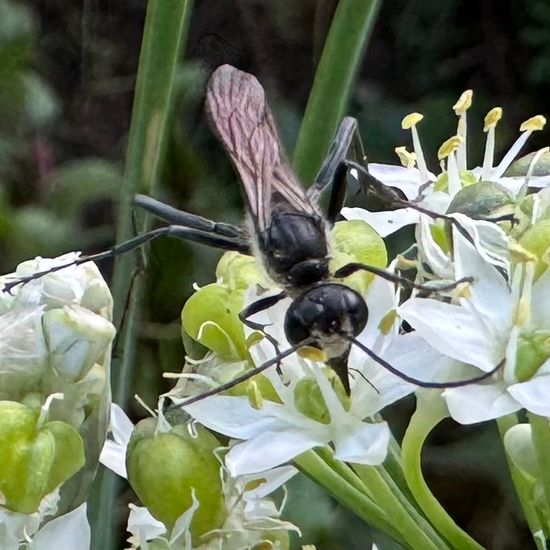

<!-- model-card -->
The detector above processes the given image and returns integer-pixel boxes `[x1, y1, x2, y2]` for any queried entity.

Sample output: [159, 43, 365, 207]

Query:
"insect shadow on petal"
[2, 65, 504, 401]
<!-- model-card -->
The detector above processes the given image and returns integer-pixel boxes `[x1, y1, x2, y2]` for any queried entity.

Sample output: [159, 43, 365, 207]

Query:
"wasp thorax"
[259, 211, 330, 289]
[284, 283, 368, 358]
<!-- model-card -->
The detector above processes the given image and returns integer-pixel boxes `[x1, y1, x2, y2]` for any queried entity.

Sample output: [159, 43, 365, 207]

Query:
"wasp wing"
[205, 65, 317, 232]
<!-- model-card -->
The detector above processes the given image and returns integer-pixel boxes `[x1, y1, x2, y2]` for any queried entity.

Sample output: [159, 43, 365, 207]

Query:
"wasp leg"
[238, 292, 287, 360]
[333, 262, 473, 293]
[167, 340, 306, 409]
[3, 225, 250, 293]
[135, 194, 246, 240]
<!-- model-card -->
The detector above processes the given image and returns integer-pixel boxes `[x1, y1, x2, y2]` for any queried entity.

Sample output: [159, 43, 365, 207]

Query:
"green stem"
[294, 449, 406, 546]
[90, 3, 193, 550]
[529, 413, 550, 537]
[353, 464, 445, 550]
[315, 446, 374, 499]
[497, 415, 546, 549]
[401, 392, 484, 550]
[293, 0, 381, 185]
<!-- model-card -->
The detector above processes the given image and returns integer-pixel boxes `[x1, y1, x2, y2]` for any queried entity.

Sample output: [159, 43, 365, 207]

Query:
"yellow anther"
[453, 281, 472, 300]
[483, 107, 503, 132]
[395, 146, 417, 168]
[402, 112, 424, 129]
[520, 115, 547, 132]
[247, 380, 264, 410]
[298, 346, 327, 363]
[453, 90, 473, 115]
[437, 135, 463, 160]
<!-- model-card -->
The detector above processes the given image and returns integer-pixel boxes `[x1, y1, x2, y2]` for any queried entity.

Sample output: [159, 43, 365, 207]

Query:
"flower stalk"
[402, 392, 485, 550]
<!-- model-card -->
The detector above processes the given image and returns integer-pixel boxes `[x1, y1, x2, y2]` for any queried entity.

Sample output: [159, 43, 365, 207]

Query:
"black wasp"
[4, 65, 502, 402]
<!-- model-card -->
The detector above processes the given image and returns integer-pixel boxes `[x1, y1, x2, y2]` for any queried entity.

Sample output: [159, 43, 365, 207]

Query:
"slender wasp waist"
[258, 211, 330, 290]
[285, 283, 369, 359]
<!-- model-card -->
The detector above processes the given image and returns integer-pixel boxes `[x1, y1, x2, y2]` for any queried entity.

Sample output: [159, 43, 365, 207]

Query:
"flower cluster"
[155, 92, 550, 549]
[0, 254, 115, 549]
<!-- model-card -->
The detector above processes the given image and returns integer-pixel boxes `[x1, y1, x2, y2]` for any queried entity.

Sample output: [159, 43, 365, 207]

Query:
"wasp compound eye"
[284, 283, 368, 353]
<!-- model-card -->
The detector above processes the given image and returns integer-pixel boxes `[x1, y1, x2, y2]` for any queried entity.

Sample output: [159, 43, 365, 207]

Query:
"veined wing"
[205, 65, 316, 231]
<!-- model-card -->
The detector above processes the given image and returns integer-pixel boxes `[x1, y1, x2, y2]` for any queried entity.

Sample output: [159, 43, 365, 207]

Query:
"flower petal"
[342, 207, 420, 237]
[399, 298, 501, 370]
[31, 504, 90, 550]
[333, 420, 390, 465]
[508, 372, 550, 416]
[443, 383, 520, 423]
[226, 428, 328, 476]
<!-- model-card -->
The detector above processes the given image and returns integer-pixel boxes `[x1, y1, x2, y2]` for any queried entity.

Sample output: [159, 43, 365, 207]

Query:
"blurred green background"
[0, 0, 547, 548]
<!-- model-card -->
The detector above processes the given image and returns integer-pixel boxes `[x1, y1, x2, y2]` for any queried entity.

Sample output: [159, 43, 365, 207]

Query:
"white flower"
[343, 96, 549, 238]
[181, 277, 411, 476]
[398, 225, 550, 423]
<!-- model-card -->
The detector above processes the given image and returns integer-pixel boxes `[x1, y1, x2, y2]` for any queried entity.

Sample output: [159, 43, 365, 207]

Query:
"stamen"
[453, 90, 473, 171]
[492, 115, 547, 180]
[482, 107, 502, 180]
[402, 112, 428, 179]
[438, 136, 463, 195]
[395, 146, 417, 169]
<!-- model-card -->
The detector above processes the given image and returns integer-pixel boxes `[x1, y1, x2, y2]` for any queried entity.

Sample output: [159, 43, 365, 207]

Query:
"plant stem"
[401, 391, 484, 550]
[529, 413, 550, 537]
[295, 449, 406, 546]
[353, 464, 446, 550]
[90, 3, 193, 550]
[293, 0, 381, 185]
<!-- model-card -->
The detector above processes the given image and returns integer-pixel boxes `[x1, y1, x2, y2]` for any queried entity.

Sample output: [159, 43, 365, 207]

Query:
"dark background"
[0, 1, 546, 548]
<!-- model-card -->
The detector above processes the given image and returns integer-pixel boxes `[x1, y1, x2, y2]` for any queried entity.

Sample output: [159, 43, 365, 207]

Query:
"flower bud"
[519, 220, 550, 279]
[506, 151, 550, 177]
[294, 371, 350, 423]
[515, 329, 550, 382]
[447, 181, 515, 220]
[0, 401, 85, 514]
[330, 220, 387, 294]
[0, 254, 114, 519]
[126, 418, 226, 543]
[181, 283, 247, 361]
[216, 251, 264, 291]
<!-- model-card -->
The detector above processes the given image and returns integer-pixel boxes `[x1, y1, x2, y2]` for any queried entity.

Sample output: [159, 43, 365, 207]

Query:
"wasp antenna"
[348, 336, 505, 388]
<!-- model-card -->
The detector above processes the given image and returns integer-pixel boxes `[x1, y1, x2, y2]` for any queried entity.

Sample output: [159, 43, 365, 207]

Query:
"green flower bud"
[216, 251, 264, 291]
[294, 371, 350, 423]
[0, 254, 114, 517]
[519, 220, 550, 279]
[505, 151, 550, 177]
[330, 220, 387, 294]
[127, 419, 226, 543]
[515, 329, 550, 382]
[0, 401, 85, 514]
[447, 181, 515, 220]
[181, 283, 247, 361]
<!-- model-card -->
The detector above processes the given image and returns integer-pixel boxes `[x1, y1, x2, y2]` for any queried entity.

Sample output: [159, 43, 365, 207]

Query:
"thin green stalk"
[497, 415, 545, 549]
[293, 0, 381, 185]
[353, 464, 445, 550]
[315, 446, 374, 499]
[401, 392, 484, 550]
[374, 465, 448, 548]
[529, 413, 550, 536]
[90, 3, 193, 550]
[294, 449, 406, 546]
